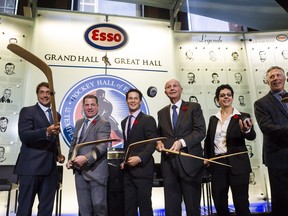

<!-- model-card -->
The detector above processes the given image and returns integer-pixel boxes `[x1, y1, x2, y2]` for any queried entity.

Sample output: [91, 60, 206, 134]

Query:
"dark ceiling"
[109, 0, 288, 31]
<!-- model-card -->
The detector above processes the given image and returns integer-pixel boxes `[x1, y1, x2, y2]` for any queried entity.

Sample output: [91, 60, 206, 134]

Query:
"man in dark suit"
[66, 94, 111, 216]
[120, 88, 157, 216]
[254, 66, 288, 216]
[14, 82, 63, 216]
[156, 79, 206, 216]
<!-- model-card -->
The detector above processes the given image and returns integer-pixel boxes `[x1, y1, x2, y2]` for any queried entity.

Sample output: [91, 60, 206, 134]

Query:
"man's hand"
[126, 156, 141, 167]
[47, 123, 61, 136]
[74, 155, 88, 167]
[66, 160, 74, 169]
[156, 141, 164, 152]
[57, 155, 65, 164]
[170, 140, 182, 151]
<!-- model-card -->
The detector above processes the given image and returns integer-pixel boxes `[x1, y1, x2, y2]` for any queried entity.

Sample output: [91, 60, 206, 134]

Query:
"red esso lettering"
[92, 29, 122, 42]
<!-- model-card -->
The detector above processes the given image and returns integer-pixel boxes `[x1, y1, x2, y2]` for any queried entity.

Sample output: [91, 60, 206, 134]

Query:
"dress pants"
[211, 158, 250, 216]
[16, 167, 58, 216]
[163, 160, 201, 216]
[268, 167, 288, 216]
[124, 172, 154, 216]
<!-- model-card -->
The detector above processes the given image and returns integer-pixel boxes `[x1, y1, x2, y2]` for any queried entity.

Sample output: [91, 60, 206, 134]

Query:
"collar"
[170, 100, 182, 109]
[129, 109, 141, 119]
[214, 107, 241, 120]
[38, 102, 51, 113]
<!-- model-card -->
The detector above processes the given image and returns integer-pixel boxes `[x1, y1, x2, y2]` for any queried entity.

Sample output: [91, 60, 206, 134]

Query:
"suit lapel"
[127, 112, 143, 143]
[164, 105, 173, 133]
[227, 115, 239, 139]
[210, 116, 218, 145]
[268, 92, 288, 118]
[82, 116, 99, 142]
[35, 103, 50, 126]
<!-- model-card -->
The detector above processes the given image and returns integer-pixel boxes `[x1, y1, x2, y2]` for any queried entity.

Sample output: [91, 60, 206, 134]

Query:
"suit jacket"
[204, 112, 256, 175]
[157, 100, 206, 180]
[14, 103, 60, 175]
[121, 111, 157, 179]
[254, 91, 288, 169]
[68, 114, 111, 181]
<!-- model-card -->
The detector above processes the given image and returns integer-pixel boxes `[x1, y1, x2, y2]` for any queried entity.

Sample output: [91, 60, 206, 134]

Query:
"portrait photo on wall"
[178, 44, 203, 65]
[204, 69, 227, 86]
[0, 114, 19, 144]
[248, 47, 276, 66]
[0, 145, 7, 163]
[226, 68, 247, 86]
[0, 88, 13, 103]
[0, 84, 23, 111]
[180, 69, 204, 89]
[0, 59, 26, 81]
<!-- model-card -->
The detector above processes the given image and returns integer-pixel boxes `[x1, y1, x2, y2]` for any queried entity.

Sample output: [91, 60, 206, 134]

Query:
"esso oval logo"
[276, 34, 288, 42]
[84, 23, 128, 50]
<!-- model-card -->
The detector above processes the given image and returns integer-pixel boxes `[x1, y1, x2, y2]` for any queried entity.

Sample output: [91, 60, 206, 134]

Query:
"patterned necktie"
[126, 115, 133, 138]
[172, 105, 178, 129]
[279, 92, 288, 111]
[79, 119, 89, 143]
[47, 108, 53, 124]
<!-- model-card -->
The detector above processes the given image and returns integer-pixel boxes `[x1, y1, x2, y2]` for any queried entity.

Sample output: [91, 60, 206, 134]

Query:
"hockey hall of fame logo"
[59, 75, 150, 148]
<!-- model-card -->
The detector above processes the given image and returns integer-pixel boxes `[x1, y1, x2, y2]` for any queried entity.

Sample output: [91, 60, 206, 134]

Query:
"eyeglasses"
[219, 93, 233, 98]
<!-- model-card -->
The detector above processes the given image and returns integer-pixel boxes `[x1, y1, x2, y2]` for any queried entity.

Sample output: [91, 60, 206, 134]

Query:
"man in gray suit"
[66, 94, 111, 216]
[254, 66, 288, 216]
[157, 79, 206, 216]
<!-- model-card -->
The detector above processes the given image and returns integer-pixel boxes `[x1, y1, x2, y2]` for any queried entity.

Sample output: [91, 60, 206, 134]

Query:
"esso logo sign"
[276, 34, 288, 42]
[84, 23, 128, 50]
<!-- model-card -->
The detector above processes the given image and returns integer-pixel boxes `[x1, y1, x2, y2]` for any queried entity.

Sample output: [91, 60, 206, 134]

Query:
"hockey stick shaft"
[162, 148, 232, 167]
[124, 137, 167, 162]
[70, 138, 120, 161]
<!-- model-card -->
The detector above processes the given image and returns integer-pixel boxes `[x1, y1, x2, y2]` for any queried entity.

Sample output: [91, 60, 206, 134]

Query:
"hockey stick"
[162, 148, 232, 167]
[7, 43, 64, 162]
[70, 138, 120, 161]
[209, 151, 248, 161]
[124, 137, 167, 162]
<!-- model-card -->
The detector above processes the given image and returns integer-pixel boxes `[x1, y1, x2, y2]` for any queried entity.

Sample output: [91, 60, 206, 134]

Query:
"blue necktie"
[47, 108, 53, 124]
[126, 115, 133, 137]
[279, 92, 288, 111]
[172, 105, 178, 129]
[79, 119, 89, 143]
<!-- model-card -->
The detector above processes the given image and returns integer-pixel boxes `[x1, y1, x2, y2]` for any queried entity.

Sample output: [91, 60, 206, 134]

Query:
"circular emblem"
[59, 75, 149, 147]
[84, 23, 128, 50]
[276, 34, 288, 42]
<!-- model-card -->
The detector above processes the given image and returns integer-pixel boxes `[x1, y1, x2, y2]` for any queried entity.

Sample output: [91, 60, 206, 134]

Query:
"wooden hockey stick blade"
[7, 43, 61, 155]
[71, 138, 120, 161]
[124, 137, 167, 162]
[162, 148, 232, 168]
[7, 44, 58, 121]
[209, 151, 248, 161]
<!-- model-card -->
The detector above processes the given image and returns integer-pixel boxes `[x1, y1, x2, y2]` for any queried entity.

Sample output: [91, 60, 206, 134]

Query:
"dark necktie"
[126, 115, 133, 138]
[47, 108, 53, 124]
[79, 119, 89, 143]
[172, 105, 178, 129]
[279, 92, 288, 111]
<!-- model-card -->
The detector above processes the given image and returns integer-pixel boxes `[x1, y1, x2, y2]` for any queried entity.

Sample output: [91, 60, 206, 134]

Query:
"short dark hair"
[215, 84, 234, 99]
[126, 89, 143, 101]
[36, 82, 49, 94]
[0, 116, 8, 123]
[82, 94, 98, 105]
